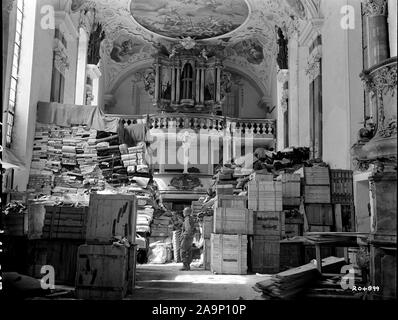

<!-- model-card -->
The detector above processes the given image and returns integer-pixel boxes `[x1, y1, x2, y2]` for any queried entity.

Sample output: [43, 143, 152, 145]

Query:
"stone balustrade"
[112, 113, 276, 138]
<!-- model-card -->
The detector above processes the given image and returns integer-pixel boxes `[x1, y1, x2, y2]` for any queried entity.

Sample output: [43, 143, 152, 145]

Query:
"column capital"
[363, 0, 388, 16]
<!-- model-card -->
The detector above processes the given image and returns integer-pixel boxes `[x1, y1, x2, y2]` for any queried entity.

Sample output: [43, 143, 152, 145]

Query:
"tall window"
[5, 0, 24, 148]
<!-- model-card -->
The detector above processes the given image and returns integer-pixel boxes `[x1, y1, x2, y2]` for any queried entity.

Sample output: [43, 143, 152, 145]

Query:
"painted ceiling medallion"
[130, 0, 249, 40]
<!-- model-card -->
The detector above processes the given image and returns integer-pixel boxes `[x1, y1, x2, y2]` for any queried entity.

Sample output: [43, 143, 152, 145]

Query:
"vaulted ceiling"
[70, 0, 320, 97]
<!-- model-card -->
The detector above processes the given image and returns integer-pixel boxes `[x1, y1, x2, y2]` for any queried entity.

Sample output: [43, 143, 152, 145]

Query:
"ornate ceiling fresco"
[71, 0, 318, 97]
[130, 0, 249, 40]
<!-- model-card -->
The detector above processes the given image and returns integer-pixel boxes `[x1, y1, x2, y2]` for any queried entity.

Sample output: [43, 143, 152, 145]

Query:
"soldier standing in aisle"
[180, 207, 195, 271]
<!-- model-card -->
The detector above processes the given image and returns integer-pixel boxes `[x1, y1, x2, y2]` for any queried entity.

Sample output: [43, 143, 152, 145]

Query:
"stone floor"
[127, 263, 268, 300]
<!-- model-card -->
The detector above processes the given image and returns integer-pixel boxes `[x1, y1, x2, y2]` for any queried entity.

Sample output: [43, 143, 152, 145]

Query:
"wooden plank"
[248, 181, 283, 211]
[254, 211, 283, 237]
[210, 234, 247, 275]
[251, 236, 280, 274]
[334, 204, 343, 232]
[304, 186, 331, 204]
[203, 216, 213, 239]
[330, 169, 354, 204]
[304, 167, 330, 185]
[305, 204, 334, 226]
[204, 239, 211, 270]
[215, 185, 233, 195]
[213, 195, 247, 209]
[75, 244, 135, 300]
[213, 208, 254, 235]
[86, 194, 137, 244]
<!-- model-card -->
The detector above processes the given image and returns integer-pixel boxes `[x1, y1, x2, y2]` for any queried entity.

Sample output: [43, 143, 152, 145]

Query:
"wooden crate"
[215, 185, 233, 195]
[2, 213, 28, 236]
[248, 181, 282, 211]
[75, 244, 136, 300]
[42, 206, 88, 240]
[86, 194, 137, 244]
[284, 223, 303, 238]
[27, 239, 83, 285]
[280, 174, 301, 206]
[305, 204, 334, 226]
[214, 195, 247, 209]
[203, 216, 213, 239]
[251, 236, 280, 274]
[254, 211, 283, 237]
[330, 169, 354, 204]
[204, 239, 211, 270]
[249, 172, 274, 182]
[304, 185, 331, 204]
[280, 242, 304, 271]
[213, 208, 254, 235]
[304, 167, 330, 185]
[210, 234, 247, 275]
[27, 204, 46, 240]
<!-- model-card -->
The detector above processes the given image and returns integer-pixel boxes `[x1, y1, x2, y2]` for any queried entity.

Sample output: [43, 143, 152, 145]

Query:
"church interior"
[1, 0, 396, 301]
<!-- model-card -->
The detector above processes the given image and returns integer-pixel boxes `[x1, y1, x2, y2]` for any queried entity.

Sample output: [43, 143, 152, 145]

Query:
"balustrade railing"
[109, 113, 276, 138]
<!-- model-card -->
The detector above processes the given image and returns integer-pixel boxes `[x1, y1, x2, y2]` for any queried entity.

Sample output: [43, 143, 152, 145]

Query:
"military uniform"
[180, 215, 195, 270]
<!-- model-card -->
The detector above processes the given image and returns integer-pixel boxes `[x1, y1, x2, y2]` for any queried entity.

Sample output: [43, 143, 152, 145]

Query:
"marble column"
[364, 0, 390, 67]
[277, 69, 289, 151]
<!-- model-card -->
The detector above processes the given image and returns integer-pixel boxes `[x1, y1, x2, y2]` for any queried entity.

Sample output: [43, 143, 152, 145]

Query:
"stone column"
[75, 28, 88, 105]
[277, 69, 289, 151]
[86, 64, 101, 106]
[200, 68, 205, 103]
[288, 33, 299, 147]
[364, 0, 390, 67]
[387, 0, 397, 57]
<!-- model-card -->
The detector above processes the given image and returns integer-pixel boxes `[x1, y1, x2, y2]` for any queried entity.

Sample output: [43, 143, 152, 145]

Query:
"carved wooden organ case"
[151, 50, 224, 114]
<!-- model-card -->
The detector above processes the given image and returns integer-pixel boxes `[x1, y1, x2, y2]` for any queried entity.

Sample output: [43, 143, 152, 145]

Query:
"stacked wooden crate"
[303, 167, 333, 232]
[279, 173, 301, 208]
[248, 174, 283, 274]
[75, 194, 138, 300]
[248, 179, 283, 212]
[210, 195, 250, 275]
[42, 206, 88, 240]
[330, 169, 355, 232]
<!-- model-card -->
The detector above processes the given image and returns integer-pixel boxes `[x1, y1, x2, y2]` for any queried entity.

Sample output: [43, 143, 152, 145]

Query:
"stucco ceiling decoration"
[129, 0, 250, 40]
[71, 0, 313, 96]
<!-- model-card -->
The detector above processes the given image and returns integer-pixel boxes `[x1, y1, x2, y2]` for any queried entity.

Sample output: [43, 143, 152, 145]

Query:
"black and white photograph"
[0, 0, 396, 310]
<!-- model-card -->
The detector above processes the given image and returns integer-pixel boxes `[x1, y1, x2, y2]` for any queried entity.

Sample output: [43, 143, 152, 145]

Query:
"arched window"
[180, 63, 193, 100]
